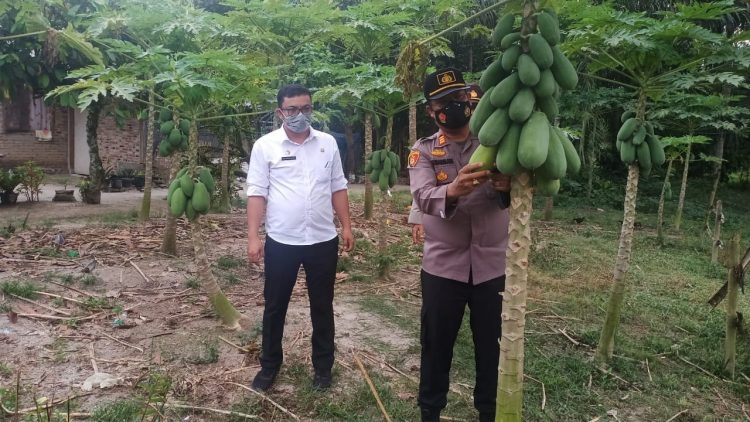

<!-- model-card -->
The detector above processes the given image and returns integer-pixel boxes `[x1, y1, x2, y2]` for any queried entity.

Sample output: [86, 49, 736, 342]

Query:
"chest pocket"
[432, 159, 457, 186]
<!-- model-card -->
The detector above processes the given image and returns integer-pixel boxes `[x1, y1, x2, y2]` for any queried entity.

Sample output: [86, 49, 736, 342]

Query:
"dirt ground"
[0, 193, 427, 421]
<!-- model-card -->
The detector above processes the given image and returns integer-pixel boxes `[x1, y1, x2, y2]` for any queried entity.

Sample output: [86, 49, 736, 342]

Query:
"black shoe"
[312, 369, 332, 390]
[420, 407, 440, 422]
[251, 367, 279, 391]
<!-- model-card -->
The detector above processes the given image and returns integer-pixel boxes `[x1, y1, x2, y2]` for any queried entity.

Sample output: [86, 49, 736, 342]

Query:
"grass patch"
[97, 210, 139, 227]
[185, 338, 220, 364]
[1, 280, 38, 299]
[90, 399, 142, 422]
[78, 274, 99, 286]
[216, 255, 245, 269]
[184, 277, 201, 289]
[0, 363, 12, 377]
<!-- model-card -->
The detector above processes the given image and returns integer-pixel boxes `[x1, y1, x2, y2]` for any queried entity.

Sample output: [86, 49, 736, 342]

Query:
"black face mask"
[434, 101, 472, 129]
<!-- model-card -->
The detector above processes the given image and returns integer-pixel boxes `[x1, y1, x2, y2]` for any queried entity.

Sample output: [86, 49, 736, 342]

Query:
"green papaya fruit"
[180, 173, 195, 198]
[549, 46, 578, 90]
[169, 188, 187, 217]
[500, 32, 522, 50]
[160, 121, 174, 136]
[191, 181, 210, 213]
[496, 124, 522, 174]
[469, 144, 500, 172]
[536, 11, 560, 46]
[528, 33, 554, 69]
[536, 125, 567, 180]
[491, 14, 516, 47]
[508, 88, 536, 123]
[517, 54, 541, 86]
[479, 108, 511, 147]
[518, 112, 550, 169]
[501, 45, 521, 72]
[554, 127, 581, 175]
[490, 73, 521, 108]
[198, 167, 215, 194]
[469, 86, 496, 135]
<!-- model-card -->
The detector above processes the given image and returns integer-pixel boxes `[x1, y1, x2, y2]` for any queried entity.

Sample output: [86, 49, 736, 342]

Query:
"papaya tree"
[564, 0, 736, 362]
[464, 0, 582, 419]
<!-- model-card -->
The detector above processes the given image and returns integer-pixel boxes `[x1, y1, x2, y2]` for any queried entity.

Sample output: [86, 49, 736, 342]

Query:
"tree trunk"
[579, 116, 588, 167]
[364, 112, 374, 220]
[674, 143, 691, 231]
[586, 117, 597, 199]
[217, 132, 231, 213]
[139, 91, 156, 221]
[542, 196, 553, 221]
[344, 109, 356, 180]
[724, 233, 741, 379]
[596, 164, 640, 362]
[377, 115, 394, 278]
[708, 131, 725, 210]
[497, 171, 533, 422]
[711, 200, 723, 264]
[161, 155, 180, 256]
[657, 159, 673, 245]
[188, 120, 248, 329]
[84, 101, 104, 204]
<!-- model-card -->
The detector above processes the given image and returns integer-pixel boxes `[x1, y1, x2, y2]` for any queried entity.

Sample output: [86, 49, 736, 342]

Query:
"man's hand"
[247, 234, 264, 264]
[412, 224, 424, 244]
[446, 163, 490, 199]
[341, 227, 354, 252]
[490, 173, 512, 192]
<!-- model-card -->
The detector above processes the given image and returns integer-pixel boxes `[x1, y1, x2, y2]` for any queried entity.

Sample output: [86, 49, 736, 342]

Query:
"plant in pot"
[0, 169, 21, 204]
[16, 161, 44, 202]
[133, 169, 145, 190]
[78, 177, 96, 203]
[53, 179, 76, 202]
[117, 167, 137, 189]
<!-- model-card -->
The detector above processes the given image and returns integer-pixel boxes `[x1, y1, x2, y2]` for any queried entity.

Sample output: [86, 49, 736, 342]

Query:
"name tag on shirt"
[281, 156, 296, 161]
[431, 158, 454, 165]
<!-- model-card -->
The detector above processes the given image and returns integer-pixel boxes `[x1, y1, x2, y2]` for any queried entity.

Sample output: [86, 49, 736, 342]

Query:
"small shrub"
[16, 161, 45, 202]
[216, 255, 245, 269]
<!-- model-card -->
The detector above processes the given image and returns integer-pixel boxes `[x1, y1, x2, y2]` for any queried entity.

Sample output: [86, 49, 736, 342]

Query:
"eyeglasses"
[280, 105, 313, 116]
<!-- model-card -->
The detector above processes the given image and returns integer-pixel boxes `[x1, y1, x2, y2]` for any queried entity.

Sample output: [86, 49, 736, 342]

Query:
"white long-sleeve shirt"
[246, 127, 347, 245]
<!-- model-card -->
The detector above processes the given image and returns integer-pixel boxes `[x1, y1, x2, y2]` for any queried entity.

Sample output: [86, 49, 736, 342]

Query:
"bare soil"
[0, 199, 424, 421]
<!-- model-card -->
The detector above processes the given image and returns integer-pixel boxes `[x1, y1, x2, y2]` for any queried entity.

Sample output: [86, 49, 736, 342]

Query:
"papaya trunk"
[218, 132, 231, 212]
[187, 121, 247, 329]
[708, 131, 725, 223]
[657, 159, 673, 245]
[139, 91, 155, 221]
[343, 109, 356, 179]
[409, 100, 417, 148]
[364, 113, 374, 220]
[586, 117, 597, 199]
[724, 233, 741, 378]
[711, 200, 723, 264]
[84, 101, 104, 204]
[674, 143, 691, 231]
[542, 196, 553, 221]
[161, 155, 181, 256]
[377, 115, 394, 278]
[596, 164, 640, 362]
[497, 171, 533, 422]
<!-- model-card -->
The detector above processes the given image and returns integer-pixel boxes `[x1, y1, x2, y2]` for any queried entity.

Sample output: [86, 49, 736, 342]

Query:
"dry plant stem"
[711, 200, 723, 264]
[1, 395, 91, 416]
[100, 332, 144, 353]
[45, 280, 97, 298]
[665, 410, 688, 422]
[674, 142, 691, 231]
[160, 403, 259, 419]
[34, 291, 84, 305]
[225, 382, 300, 421]
[218, 335, 249, 352]
[8, 293, 71, 316]
[363, 112, 374, 220]
[128, 259, 151, 283]
[139, 89, 155, 221]
[353, 351, 393, 422]
[497, 170, 534, 422]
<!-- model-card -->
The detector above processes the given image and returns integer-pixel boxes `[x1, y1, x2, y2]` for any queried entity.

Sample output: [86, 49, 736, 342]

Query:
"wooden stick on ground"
[160, 402, 259, 419]
[218, 335, 249, 353]
[34, 291, 85, 305]
[16, 312, 100, 322]
[0, 394, 91, 416]
[89, 343, 98, 373]
[45, 279, 98, 298]
[225, 382, 300, 421]
[9, 293, 71, 316]
[524, 374, 546, 410]
[100, 332, 144, 353]
[128, 259, 151, 283]
[646, 359, 653, 382]
[676, 355, 718, 379]
[353, 351, 393, 422]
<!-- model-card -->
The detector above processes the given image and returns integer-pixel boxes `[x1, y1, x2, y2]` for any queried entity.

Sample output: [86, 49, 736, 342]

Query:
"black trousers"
[260, 236, 338, 372]
[418, 270, 505, 415]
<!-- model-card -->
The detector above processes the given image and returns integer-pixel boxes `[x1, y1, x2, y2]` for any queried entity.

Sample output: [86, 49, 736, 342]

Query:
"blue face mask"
[284, 112, 311, 133]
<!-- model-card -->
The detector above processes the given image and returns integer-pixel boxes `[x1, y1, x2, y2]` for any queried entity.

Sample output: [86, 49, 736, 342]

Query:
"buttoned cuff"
[439, 185, 458, 220]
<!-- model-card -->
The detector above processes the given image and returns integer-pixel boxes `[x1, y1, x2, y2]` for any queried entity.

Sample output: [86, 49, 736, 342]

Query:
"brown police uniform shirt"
[408, 131, 509, 284]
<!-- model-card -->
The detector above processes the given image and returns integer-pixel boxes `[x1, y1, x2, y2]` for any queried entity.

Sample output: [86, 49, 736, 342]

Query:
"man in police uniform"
[408, 84, 483, 244]
[409, 68, 510, 422]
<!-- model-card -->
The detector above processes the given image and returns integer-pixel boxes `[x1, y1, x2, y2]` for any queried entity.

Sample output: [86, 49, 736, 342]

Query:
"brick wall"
[0, 106, 69, 171]
[1, 104, 170, 179]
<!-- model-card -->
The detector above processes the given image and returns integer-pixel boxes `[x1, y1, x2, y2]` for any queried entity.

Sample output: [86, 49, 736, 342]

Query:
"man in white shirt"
[246, 84, 354, 391]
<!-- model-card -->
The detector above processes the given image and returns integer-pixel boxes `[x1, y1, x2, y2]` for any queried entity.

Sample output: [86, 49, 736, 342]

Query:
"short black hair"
[277, 84, 311, 107]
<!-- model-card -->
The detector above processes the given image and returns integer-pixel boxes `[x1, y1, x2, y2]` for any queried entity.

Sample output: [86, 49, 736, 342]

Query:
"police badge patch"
[408, 150, 420, 168]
